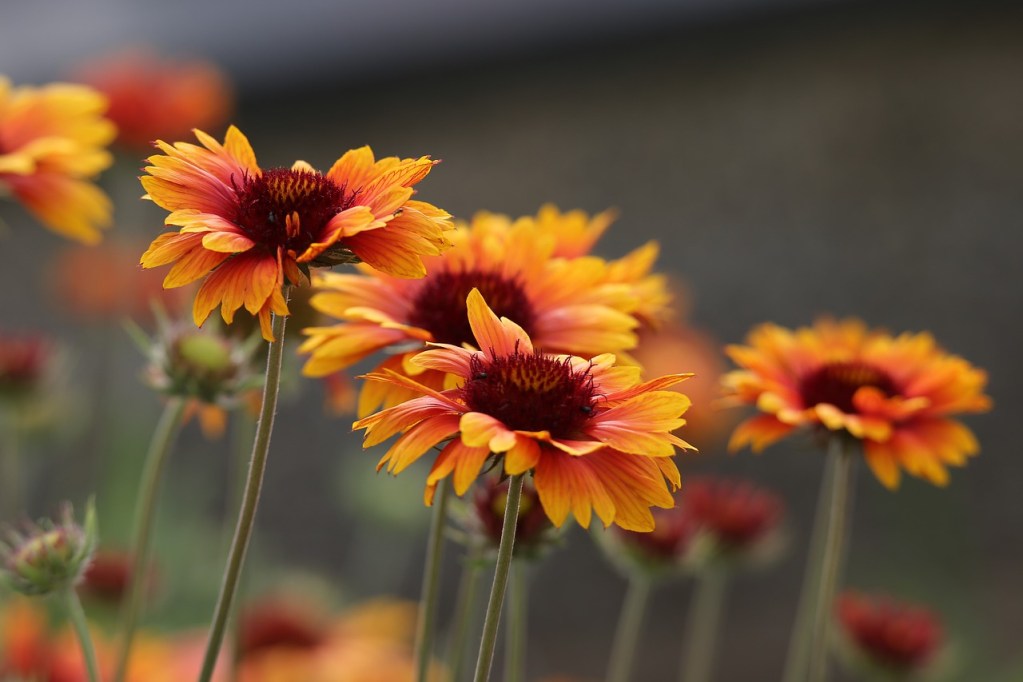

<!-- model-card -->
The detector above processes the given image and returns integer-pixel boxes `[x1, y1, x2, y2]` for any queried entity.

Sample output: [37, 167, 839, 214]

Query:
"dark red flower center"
[409, 269, 537, 346]
[798, 361, 896, 413]
[459, 346, 596, 437]
[837, 595, 942, 670]
[0, 338, 49, 396]
[233, 168, 353, 257]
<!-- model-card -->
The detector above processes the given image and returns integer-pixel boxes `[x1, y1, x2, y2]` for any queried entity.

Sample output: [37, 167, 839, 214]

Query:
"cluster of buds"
[604, 476, 784, 578]
[1, 500, 97, 597]
[835, 591, 946, 680]
[456, 475, 558, 560]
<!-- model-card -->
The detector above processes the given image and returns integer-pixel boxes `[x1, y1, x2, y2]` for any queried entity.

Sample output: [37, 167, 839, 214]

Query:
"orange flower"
[301, 207, 666, 415]
[139, 126, 452, 341]
[722, 319, 991, 488]
[354, 289, 693, 532]
[0, 76, 114, 243]
[835, 591, 944, 675]
[73, 49, 232, 149]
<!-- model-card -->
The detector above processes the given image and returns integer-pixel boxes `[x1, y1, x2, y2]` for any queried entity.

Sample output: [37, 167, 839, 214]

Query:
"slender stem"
[1, 419, 19, 521]
[678, 571, 728, 682]
[504, 560, 529, 682]
[781, 453, 837, 682]
[112, 397, 186, 682]
[196, 305, 289, 682]
[65, 588, 101, 682]
[226, 410, 257, 682]
[605, 575, 652, 682]
[415, 478, 452, 682]
[472, 474, 524, 682]
[446, 545, 485, 682]
[806, 437, 856, 682]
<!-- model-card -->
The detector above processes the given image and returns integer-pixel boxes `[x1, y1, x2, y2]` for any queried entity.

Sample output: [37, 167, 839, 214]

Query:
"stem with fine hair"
[504, 560, 529, 682]
[112, 396, 187, 682]
[415, 478, 452, 682]
[445, 544, 485, 682]
[806, 437, 856, 682]
[472, 473, 524, 682]
[65, 588, 101, 682]
[781, 452, 837, 682]
[678, 571, 728, 682]
[197, 303, 289, 682]
[605, 574, 652, 682]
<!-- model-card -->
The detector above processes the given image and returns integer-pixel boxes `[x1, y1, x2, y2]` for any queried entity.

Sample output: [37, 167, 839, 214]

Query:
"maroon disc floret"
[798, 361, 897, 413]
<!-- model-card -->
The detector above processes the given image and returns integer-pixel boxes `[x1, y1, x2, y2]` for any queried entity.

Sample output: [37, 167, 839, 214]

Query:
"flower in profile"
[354, 289, 693, 532]
[722, 319, 991, 488]
[139, 126, 452, 341]
[465, 475, 556, 558]
[133, 314, 260, 438]
[0, 333, 52, 402]
[301, 206, 666, 415]
[0, 76, 115, 243]
[1, 500, 97, 596]
[72, 48, 232, 150]
[835, 591, 945, 678]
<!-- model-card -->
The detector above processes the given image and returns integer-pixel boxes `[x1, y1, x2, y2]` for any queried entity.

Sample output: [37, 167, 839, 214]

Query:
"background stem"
[65, 588, 101, 682]
[415, 478, 451, 682]
[445, 545, 485, 682]
[678, 571, 728, 682]
[504, 560, 529, 682]
[606, 574, 652, 682]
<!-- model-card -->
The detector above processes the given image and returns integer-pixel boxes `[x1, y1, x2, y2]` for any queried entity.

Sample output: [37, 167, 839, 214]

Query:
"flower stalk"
[605, 574, 652, 682]
[678, 570, 728, 682]
[504, 560, 529, 682]
[415, 478, 451, 682]
[112, 396, 186, 682]
[65, 587, 101, 682]
[445, 544, 485, 682]
[472, 473, 524, 682]
[197, 299, 289, 682]
[806, 437, 856, 682]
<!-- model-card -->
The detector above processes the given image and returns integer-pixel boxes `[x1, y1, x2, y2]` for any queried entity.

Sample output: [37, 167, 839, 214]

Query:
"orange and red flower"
[836, 591, 944, 675]
[301, 206, 669, 415]
[722, 319, 991, 489]
[139, 126, 452, 341]
[73, 49, 232, 150]
[0, 76, 114, 243]
[354, 289, 693, 532]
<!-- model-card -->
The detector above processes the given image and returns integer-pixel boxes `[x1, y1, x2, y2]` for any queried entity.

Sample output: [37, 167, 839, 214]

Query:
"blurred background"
[1, 0, 1021, 679]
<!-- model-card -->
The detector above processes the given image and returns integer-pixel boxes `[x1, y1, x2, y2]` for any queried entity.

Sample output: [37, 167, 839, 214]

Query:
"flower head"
[0, 76, 114, 243]
[302, 206, 669, 415]
[73, 49, 232, 150]
[0, 333, 52, 402]
[836, 591, 944, 678]
[723, 319, 991, 488]
[354, 289, 693, 532]
[1, 500, 97, 596]
[139, 126, 452, 341]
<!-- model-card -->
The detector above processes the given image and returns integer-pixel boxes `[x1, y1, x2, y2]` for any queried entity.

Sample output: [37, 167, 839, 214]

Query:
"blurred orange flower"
[722, 319, 991, 488]
[0, 76, 114, 243]
[835, 591, 944, 676]
[73, 49, 232, 150]
[301, 206, 667, 416]
[140, 126, 452, 341]
[355, 289, 692, 531]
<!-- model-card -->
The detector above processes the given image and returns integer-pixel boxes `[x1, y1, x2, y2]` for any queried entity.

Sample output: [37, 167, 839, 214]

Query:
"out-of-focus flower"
[323, 371, 358, 416]
[72, 49, 232, 150]
[1, 500, 97, 596]
[835, 591, 945, 679]
[0, 76, 114, 243]
[606, 476, 784, 576]
[633, 323, 731, 446]
[239, 597, 327, 659]
[355, 289, 692, 532]
[139, 126, 452, 341]
[0, 334, 52, 402]
[301, 206, 668, 416]
[78, 548, 156, 607]
[133, 313, 261, 439]
[465, 475, 556, 559]
[0, 332, 77, 438]
[49, 240, 186, 324]
[722, 319, 991, 489]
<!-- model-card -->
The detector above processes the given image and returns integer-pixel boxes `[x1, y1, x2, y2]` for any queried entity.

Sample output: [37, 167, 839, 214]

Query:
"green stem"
[226, 409, 257, 682]
[472, 474, 524, 682]
[415, 478, 451, 682]
[678, 571, 728, 682]
[1, 420, 19, 521]
[446, 545, 485, 682]
[781, 453, 837, 682]
[504, 560, 529, 682]
[112, 397, 187, 682]
[196, 305, 289, 682]
[65, 588, 101, 682]
[605, 574, 652, 682]
[806, 437, 856, 682]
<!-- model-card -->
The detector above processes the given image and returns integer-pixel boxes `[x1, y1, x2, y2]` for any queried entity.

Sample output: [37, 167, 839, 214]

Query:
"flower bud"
[1, 500, 97, 596]
[462, 475, 557, 560]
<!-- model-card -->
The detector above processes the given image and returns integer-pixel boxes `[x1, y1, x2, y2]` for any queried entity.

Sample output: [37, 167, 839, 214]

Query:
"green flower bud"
[1, 499, 97, 596]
